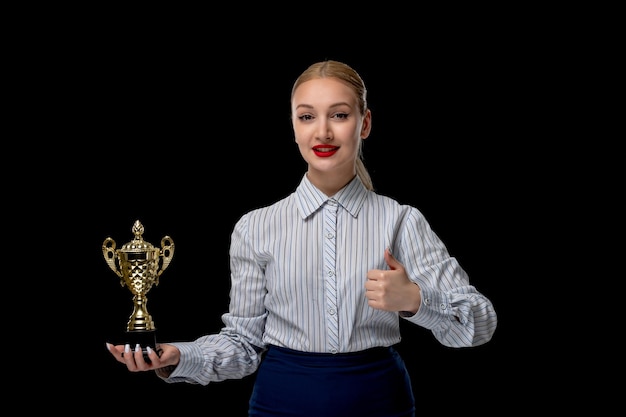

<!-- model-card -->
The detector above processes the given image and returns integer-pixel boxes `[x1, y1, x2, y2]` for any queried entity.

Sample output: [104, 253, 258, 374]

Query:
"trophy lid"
[119, 220, 156, 253]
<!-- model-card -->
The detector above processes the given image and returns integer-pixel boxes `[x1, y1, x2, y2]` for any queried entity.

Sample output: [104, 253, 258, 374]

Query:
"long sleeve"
[395, 207, 497, 347]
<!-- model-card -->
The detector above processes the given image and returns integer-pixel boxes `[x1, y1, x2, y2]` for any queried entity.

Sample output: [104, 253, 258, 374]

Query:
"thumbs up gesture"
[365, 248, 421, 314]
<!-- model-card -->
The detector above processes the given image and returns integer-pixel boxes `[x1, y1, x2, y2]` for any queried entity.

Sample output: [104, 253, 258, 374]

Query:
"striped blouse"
[163, 174, 497, 386]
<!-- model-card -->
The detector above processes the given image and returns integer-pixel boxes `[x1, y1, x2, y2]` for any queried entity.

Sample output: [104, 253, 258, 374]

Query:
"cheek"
[293, 125, 309, 144]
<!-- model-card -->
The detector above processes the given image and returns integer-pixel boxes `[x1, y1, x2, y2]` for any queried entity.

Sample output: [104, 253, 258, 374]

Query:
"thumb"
[384, 248, 402, 270]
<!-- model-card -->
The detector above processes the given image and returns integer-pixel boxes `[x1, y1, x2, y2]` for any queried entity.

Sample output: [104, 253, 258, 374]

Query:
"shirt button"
[326, 232, 334, 239]
[328, 308, 336, 315]
[423, 298, 431, 306]
[330, 348, 338, 354]
[327, 270, 334, 277]
[440, 303, 446, 310]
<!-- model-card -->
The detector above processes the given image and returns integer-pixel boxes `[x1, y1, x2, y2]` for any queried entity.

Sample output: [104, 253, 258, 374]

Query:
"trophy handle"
[102, 237, 124, 284]
[158, 236, 175, 275]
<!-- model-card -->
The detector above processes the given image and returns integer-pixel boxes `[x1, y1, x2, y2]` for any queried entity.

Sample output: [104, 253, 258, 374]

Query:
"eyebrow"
[294, 102, 352, 111]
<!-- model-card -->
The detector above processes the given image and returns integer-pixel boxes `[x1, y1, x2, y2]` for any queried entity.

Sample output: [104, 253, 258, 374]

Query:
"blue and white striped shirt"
[164, 174, 497, 385]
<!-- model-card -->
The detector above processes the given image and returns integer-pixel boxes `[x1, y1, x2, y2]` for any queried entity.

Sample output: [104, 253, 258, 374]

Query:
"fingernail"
[106, 342, 112, 351]
[135, 344, 141, 353]
[124, 344, 131, 353]
[147, 346, 153, 354]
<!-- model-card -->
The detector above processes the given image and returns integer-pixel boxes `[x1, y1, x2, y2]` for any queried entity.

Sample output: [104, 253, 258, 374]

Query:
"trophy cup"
[102, 220, 174, 362]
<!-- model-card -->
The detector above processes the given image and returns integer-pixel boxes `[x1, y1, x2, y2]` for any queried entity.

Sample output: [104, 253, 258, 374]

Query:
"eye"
[333, 112, 349, 120]
[298, 114, 314, 121]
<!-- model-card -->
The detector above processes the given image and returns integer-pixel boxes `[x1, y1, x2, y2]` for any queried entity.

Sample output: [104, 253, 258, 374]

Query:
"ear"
[360, 109, 372, 139]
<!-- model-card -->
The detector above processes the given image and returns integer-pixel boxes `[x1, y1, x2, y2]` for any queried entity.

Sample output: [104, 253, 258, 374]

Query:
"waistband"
[267, 345, 396, 361]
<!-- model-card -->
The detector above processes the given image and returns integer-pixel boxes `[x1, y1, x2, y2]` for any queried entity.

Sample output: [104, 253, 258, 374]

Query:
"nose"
[315, 119, 332, 142]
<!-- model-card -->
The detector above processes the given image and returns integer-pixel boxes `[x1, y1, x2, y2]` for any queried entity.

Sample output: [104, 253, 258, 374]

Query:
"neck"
[306, 171, 356, 197]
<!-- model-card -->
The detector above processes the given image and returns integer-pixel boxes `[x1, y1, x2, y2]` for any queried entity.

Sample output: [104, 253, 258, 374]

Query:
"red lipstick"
[312, 145, 339, 157]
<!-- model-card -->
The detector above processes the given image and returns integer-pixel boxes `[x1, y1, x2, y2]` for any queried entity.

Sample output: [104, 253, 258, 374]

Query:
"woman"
[107, 60, 497, 416]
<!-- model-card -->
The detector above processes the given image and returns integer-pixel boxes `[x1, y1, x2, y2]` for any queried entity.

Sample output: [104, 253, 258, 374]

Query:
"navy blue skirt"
[248, 345, 415, 417]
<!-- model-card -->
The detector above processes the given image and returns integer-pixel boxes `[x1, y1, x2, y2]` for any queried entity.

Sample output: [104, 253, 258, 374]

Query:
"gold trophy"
[103, 220, 174, 362]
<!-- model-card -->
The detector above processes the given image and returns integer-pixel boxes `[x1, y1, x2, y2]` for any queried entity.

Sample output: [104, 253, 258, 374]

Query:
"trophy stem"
[128, 294, 155, 331]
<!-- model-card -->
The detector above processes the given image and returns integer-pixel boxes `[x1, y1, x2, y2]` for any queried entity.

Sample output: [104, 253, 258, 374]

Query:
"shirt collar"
[294, 174, 368, 219]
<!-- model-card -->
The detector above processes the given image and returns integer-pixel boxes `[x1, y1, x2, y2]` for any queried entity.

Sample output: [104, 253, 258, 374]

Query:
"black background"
[11, 15, 581, 415]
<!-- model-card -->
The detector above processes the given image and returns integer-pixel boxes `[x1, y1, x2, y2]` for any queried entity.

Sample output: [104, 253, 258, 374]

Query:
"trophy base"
[125, 329, 159, 363]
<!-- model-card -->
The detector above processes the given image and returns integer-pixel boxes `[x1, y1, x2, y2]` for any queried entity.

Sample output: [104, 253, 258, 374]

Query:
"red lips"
[312, 145, 339, 157]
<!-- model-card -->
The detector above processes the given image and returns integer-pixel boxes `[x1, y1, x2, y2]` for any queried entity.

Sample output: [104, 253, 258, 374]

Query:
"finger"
[122, 343, 131, 362]
[106, 342, 125, 363]
[134, 343, 145, 363]
[133, 344, 154, 370]
[384, 248, 400, 270]
[145, 346, 160, 365]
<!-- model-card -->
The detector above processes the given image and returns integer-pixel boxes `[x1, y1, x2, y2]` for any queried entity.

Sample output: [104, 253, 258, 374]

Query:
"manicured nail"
[106, 342, 112, 351]
[135, 344, 141, 352]
[146, 346, 153, 354]
[124, 344, 131, 353]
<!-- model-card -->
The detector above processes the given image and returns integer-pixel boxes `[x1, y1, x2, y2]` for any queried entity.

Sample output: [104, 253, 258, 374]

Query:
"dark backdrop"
[23, 25, 552, 415]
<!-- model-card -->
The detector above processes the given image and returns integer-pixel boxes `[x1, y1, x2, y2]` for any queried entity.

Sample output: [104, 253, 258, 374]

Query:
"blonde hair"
[291, 60, 374, 191]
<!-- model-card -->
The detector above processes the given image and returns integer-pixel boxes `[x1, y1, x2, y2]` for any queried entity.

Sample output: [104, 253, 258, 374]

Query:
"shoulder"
[366, 191, 429, 222]
[368, 190, 418, 211]
[237, 192, 297, 221]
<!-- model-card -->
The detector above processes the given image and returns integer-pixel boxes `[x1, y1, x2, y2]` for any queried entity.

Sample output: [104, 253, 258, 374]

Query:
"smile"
[312, 146, 339, 157]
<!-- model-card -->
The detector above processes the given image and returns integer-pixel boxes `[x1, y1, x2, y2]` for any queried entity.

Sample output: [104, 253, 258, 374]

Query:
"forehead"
[292, 77, 356, 105]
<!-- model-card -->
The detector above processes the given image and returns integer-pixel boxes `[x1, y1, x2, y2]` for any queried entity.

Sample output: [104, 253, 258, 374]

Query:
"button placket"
[323, 199, 339, 352]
